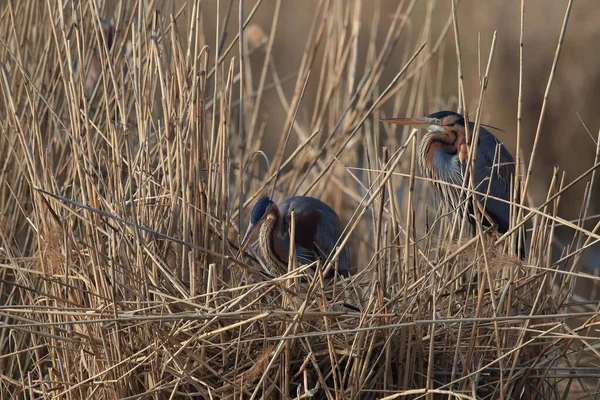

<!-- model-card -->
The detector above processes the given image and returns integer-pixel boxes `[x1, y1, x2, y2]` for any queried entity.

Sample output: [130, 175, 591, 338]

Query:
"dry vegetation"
[1, 1, 599, 399]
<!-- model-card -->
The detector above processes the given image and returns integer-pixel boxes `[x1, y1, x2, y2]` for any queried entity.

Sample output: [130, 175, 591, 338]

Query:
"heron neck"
[419, 131, 464, 182]
[258, 207, 288, 273]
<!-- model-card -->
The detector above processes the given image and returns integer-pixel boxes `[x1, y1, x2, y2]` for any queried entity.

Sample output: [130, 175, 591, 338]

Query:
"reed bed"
[1, 1, 599, 399]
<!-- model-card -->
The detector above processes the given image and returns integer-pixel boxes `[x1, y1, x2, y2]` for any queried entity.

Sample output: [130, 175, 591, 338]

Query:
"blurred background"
[193, 0, 600, 278]
[6, 0, 599, 276]
[81, 0, 600, 283]
[191, 1, 600, 200]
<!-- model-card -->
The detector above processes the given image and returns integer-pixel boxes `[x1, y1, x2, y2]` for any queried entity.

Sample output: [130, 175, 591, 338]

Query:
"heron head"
[381, 110, 465, 134]
[240, 196, 276, 252]
[250, 196, 275, 224]
[382, 110, 471, 166]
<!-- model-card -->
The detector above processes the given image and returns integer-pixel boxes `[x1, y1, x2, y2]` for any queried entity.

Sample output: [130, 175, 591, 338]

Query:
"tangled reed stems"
[0, 1, 598, 398]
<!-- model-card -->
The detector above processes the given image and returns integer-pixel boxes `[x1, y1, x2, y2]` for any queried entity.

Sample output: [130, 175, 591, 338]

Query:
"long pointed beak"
[238, 223, 258, 258]
[381, 117, 441, 129]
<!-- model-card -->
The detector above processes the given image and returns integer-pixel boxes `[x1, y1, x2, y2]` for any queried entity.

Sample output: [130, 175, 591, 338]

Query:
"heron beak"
[238, 223, 258, 258]
[381, 117, 441, 131]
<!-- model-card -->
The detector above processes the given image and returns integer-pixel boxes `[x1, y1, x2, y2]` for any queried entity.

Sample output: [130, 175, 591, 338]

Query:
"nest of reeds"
[1, 1, 599, 399]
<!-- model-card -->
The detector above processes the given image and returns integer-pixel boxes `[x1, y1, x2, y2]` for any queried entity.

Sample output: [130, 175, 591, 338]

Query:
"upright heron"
[383, 110, 524, 256]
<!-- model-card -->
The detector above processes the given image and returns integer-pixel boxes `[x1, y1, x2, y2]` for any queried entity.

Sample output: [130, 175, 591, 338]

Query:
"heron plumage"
[244, 195, 350, 278]
[383, 110, 525, 257]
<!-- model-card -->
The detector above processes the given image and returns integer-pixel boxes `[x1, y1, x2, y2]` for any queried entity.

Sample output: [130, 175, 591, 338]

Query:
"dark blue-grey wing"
[279, 196, 350, 277]
[313, 207, 350, 277]
[471, 126, 515, 233]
